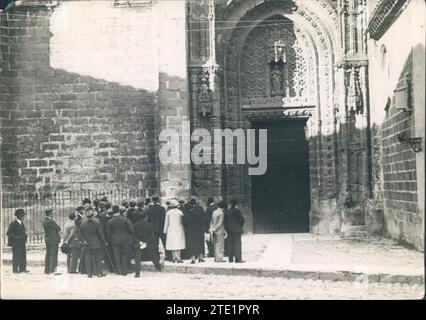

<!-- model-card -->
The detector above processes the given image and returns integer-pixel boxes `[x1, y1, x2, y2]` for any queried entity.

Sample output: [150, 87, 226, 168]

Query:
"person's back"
[107, 214, 132, 245]
[225, 207, 245, 234]
[133, 219, 154, 244]
[127, 207, 142, 225]
[147, 203, 165, 233]
[210, 207, 225, 235]
[80, 218, 105, 249]
[43, 217, 61, 245]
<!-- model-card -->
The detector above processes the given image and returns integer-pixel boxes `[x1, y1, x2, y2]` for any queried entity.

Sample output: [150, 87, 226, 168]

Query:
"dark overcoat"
[43, 218, 61, 245]
[7, 220, 27, 247]
[80, 218, 107, 249]
[147, 204, 166, 234]
[183, 204, 205, 257]
[224, 207, 245, 234]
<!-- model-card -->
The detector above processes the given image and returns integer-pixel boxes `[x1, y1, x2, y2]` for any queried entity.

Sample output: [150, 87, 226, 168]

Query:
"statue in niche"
[271, 64, 284, 97]
[269, 40, 287, 97]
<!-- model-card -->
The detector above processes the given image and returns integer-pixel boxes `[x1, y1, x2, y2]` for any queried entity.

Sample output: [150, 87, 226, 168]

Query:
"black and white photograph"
[0, 0, 424, 304]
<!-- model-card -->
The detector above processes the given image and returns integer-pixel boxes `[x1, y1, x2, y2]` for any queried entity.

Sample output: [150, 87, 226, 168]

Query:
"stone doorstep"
[2, 258, 424, 286]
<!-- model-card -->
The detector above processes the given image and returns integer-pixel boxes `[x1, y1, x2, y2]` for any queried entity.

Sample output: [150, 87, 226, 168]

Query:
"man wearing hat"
[43, 209, 61, 274]
[204, 197, 216, 258]
[224, 197, 245, 263]
[209, 200, 227, 262]
[147, 195, 169, 260]
[7, 209, 29, 273]
[133, 211, 163, 277]
[106, 205, 133, 276]
[126, 200, 141, 225]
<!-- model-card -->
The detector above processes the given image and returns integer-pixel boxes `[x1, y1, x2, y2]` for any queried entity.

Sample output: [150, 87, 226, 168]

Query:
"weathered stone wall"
[0, 0, 189, 197]
[368, 0, 425, 250]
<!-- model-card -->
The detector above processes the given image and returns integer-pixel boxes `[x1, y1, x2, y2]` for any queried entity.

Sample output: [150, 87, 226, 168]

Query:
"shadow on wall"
[0, 6, 186, 195]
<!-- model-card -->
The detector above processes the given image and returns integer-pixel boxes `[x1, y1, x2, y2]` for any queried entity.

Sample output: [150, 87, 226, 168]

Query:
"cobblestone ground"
[1, 267, 424, 300]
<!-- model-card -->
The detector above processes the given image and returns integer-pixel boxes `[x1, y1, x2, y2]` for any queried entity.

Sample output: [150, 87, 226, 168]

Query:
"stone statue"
[271, 65, 283, 97]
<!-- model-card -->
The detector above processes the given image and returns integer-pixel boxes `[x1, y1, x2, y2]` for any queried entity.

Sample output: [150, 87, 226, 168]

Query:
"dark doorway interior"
[251, 119, 310, 233]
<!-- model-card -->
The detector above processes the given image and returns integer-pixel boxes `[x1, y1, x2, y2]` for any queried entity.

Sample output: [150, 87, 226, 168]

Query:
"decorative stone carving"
[270, 64, 284, 97]
[197, 72, 213, 117]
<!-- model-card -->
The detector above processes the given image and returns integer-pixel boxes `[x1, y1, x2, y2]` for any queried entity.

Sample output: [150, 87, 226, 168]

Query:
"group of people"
[6, 194, 245, 278]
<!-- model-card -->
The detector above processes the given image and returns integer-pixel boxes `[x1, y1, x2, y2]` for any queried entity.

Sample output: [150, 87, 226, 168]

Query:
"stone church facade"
[0, 0, 424, 249]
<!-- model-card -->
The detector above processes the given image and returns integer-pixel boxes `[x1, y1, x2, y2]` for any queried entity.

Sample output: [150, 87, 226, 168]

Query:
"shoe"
[97, 274, 106, 277]
[198, 258, 205, 263]
[20, 270, 30, 273]
[177, 260, 184, 263]
[135, 274, 140, 278]
[215, 260, 226, 263]
[54, 272, 62, 275]
[235, 261, 245, 263]
[88, 275, 93, 278]
[191, 259, 196, 264]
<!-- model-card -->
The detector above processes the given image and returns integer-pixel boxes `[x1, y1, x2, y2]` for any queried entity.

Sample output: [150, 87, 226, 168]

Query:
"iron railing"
[1, 190, 146, 245]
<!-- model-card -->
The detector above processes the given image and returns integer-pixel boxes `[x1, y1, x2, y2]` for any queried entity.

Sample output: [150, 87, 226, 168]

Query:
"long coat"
[7, 220, 27, 247]
[80, 217, 107, 249]
[224, 208, 245, 234]
[163, 208, 186, 250]
[183, 205, 205, 257]
[43, 218, 61, 245]
[147, 204, 166, 234]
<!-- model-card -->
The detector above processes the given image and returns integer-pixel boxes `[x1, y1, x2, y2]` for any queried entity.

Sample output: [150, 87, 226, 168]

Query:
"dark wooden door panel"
[251, 120, 310, 233]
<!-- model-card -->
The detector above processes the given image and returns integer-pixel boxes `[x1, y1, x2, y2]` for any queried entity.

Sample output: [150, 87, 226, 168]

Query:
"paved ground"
[1, 266, 423, 300]
[1, 234, 424, 299]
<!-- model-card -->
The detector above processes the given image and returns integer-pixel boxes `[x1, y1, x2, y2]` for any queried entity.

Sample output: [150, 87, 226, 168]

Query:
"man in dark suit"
[7, 209, 29, 273]
[146, 195, 170, 261]
[79, 208, 108, 278]
[106, 205, 133, 276]
[43, 209, 61, 274]
[133, 212, 163, 277]
[126, 199, 142, 225]
[224, 197, 245, 263]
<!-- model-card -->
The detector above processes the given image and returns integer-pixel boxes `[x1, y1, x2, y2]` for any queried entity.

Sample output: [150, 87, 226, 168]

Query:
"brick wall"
[0, 0, 189, 196]
[368, 0, 425, 249]
[380, 54, 420, 246]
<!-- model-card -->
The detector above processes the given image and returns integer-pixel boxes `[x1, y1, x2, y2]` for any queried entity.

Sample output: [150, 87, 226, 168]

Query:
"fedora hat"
[15, 209, 25, 217]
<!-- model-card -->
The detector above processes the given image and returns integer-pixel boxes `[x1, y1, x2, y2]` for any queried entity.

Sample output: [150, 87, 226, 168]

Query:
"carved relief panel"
[239, 16, 313, 106]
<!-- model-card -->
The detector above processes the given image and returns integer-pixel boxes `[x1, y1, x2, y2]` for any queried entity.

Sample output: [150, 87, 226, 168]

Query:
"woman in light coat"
[163, 199, 186, 263]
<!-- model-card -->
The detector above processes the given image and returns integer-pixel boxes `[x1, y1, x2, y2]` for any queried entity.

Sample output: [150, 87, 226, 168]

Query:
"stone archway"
[216, 0, 342, 234]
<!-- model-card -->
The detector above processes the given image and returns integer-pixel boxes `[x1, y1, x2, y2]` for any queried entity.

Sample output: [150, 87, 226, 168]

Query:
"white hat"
[170, 199, 179, 208]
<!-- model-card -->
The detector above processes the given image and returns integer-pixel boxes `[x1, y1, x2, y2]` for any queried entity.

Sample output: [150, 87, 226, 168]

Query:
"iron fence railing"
[1, 190, 146, 245]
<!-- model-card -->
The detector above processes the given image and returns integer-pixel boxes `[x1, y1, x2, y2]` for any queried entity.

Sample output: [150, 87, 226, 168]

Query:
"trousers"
[213, 233, 225, 262]
[44, 244, 58, 274]
[112, 243, 129, 275]
[226, 233, 242, 262]
[134, 245, 161, 276]
[67, 247, 81, 273]
[12, 241, 27, 272]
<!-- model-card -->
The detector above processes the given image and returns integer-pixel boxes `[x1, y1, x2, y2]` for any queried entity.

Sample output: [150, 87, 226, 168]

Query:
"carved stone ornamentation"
[197, 72, 213, 117]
